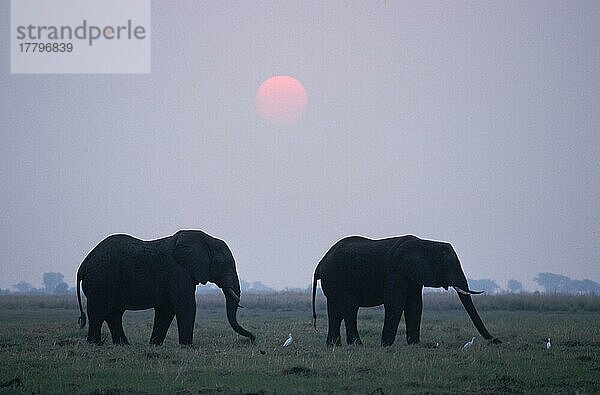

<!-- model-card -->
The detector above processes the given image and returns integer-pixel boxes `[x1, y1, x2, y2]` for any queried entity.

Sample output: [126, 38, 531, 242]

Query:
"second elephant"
[312, 235, 501, 346]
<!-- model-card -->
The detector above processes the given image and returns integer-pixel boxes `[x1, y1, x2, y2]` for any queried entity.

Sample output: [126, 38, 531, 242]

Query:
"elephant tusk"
[453, 286, 484, 295]
[453, 286, 469, 295]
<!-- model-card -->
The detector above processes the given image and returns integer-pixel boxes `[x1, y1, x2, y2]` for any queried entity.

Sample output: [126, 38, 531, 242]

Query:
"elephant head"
[398, 238, 501, 343]
[173, 230, 255, 343]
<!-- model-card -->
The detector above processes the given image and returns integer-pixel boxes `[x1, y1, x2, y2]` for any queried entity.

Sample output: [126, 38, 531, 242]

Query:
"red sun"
[256, 76, 307, 126]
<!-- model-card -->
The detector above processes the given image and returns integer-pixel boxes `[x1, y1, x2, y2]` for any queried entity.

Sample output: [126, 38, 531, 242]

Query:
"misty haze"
[1, 1, 600, 393]
[2, 2, 599, 292]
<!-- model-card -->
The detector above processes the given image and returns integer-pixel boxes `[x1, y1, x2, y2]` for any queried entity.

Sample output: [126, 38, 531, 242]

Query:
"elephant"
[76, 230, 255, 345]
[311, 235, 501, 347]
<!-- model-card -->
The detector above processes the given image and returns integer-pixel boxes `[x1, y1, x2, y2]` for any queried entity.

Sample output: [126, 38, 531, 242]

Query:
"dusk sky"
[1, 1, 599, 291]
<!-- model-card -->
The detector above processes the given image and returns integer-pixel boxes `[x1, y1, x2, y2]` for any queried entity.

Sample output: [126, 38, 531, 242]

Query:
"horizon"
[6, 268, 599, 295]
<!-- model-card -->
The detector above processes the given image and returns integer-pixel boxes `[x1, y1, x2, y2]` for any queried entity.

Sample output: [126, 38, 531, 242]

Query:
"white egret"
[546, 338, 551, 350]
[462, 337, 475, 349]
[283, 333, 293, 347]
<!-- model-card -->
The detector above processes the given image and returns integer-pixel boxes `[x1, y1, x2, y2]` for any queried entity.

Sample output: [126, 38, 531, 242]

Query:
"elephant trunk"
[452, 273, 500, 343]
[224, 288, 255, 344]
[457, 292, 499, 342]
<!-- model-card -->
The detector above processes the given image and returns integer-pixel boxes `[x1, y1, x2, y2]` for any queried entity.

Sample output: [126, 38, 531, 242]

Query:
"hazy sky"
[1, 1, 599, 291]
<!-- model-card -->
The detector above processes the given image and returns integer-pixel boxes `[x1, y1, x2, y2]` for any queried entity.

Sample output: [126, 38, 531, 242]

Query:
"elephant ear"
[173, 232, 211, 285]
[396, 240, 436, 286]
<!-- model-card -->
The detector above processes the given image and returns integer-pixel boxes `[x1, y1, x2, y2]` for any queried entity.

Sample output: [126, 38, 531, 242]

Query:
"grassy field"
[0, 293, 599, 394]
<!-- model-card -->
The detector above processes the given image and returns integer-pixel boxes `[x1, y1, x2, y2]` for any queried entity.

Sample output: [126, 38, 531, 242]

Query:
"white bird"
[283, 333, 293, 347]
[546, 338, 551, 350]
[462, 337, 475, 349]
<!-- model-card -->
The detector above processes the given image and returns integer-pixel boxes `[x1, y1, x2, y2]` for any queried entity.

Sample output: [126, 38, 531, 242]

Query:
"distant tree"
[251, 281, 274, 293]
[284, 287, 309, 293]
[535, 273, 571, 293]
[13, 281, 34, 293]
[43, 272, 65, 294]
[467, 278, 500, 294]
[507, 279, 523, 293]
[534, 272, 600, 294]
[54, 282, 70, 294]
[578, 279, 600, 294]
[241, 280, 274, 293]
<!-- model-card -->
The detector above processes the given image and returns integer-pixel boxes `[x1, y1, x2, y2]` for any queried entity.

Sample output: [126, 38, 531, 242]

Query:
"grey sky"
[1, 1, 599, 291]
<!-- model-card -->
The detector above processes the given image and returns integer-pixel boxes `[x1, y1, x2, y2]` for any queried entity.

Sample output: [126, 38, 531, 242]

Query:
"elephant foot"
[381, 338, 395, 347]
[326, 337, 341, 347]
[87, 334, 107, 346]
[489, 337, 502, 344]
[88, 338, 107, 346]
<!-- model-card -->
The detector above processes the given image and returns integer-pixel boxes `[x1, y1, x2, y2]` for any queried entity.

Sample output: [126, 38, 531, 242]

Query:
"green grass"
[0, 294, 599, 394]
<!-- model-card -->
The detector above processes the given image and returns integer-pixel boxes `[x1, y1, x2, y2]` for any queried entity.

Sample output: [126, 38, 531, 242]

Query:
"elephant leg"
[326, 298, 342, 346]
[86, 310, 104, 345]
[150, 305, 175, 345]
[175, 298, 196, 345]
[381, 307, 403, 346]
[344, 304, 362, 345]
[107, 310, 129, 345]
[404, 284, 423, 345]
[381, 287, 406, 347]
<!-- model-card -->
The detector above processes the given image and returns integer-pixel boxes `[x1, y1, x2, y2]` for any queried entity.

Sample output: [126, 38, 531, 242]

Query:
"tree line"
[444, 273, 600, 295]
[1, 271, 599, 295]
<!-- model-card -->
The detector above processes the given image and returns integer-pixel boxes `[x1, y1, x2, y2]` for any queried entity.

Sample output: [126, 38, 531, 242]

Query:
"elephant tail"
[312, 266, 321, 331]
[77, 268, 86, 328]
